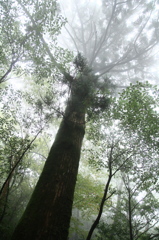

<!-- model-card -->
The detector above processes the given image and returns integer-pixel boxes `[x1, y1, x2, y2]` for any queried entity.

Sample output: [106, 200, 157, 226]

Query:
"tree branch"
[91, 0, 117, 65]
[16, 0, 66, 76]
[0, 32, 32, 83]
[0, 127, 43, 198]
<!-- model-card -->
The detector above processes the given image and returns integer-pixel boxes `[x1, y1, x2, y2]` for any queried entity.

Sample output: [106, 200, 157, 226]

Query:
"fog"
[58, 0, 159, 86]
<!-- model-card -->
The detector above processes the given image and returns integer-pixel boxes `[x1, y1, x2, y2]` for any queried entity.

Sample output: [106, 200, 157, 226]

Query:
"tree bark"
[11, 90, 86, 240]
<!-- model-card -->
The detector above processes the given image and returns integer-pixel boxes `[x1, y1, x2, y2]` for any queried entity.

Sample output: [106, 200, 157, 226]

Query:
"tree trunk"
[11, 91, 86, 240]
[86, 145, 114, 240]
[128, 188, 134, 240]
[0, 178, 10, 222]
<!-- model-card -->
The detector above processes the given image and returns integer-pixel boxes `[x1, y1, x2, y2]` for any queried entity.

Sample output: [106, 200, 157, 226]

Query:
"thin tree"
[86, 139, 135, 240]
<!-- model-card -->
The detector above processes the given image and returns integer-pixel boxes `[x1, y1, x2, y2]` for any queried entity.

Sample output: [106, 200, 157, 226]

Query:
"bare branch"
[64, 26, 79, 52]
[133, 6, 154, 46]
[74, 1, 87, 56]
[91, 0, 117, 64]
[98, 40, 157, 76]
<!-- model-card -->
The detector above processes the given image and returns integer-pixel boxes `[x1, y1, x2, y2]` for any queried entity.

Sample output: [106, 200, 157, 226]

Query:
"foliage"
[84, 82, 159, 240]
[73, 174, 104, 217]
[69, 173, 106, 240]
[93, 139, 159, 240]
[114, 82, 159, 147]
[0, 85, 53, 239]
[0, 0, 71, 84]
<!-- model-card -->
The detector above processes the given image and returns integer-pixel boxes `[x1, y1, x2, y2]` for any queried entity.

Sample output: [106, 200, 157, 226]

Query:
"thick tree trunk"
[11, 93, 86, 240]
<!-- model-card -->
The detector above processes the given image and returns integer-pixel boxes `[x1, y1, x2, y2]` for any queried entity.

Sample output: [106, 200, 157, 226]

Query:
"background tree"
[88, 133, 159, 240]
[0, 86, 53, 239]
[88, 82, 159, 240]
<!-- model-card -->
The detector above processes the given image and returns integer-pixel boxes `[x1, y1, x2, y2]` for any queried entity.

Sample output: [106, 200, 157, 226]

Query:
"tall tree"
[60, 0, 159, 84]
[11, 53, 104, 240]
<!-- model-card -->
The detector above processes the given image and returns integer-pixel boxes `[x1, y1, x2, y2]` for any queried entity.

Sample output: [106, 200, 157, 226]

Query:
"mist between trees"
[1, 0, 159, 239]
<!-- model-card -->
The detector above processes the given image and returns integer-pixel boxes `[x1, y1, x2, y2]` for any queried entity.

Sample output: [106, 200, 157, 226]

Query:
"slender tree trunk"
[86, 176, 112, 240]
[128, 188, 134, 240]
[109, 180, 123, 239]
[86, 146, 114, 240]
[11, 91, 86, 240]
[0, 178, 10, 222]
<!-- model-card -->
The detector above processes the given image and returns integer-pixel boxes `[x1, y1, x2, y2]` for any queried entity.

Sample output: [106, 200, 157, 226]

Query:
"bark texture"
[11, 90, 86, 240]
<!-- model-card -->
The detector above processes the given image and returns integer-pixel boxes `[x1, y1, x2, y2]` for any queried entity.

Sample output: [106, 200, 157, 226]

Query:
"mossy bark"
[11, 91, 86, 240]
